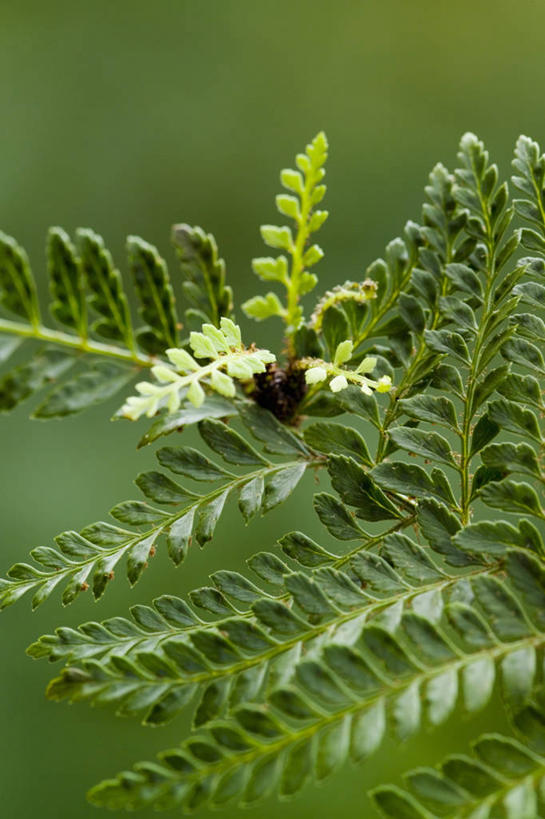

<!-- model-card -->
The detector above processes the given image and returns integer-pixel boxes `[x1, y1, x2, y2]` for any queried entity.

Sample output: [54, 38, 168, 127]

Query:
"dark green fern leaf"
[0, 224, 236, 418]
[0, 417, 319, 610]
[86, 548, 545, 811]
[172, 223, 233, 329]
[373, 702, 545, 818]
[127, 235, 179, 354]
[77, 227, 134, 347]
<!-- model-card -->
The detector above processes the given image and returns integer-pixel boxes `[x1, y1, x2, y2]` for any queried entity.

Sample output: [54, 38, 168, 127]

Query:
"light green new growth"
[121, 318, 275, 418]
[243, 131, 329, 348]
[303, 339, 392, 395]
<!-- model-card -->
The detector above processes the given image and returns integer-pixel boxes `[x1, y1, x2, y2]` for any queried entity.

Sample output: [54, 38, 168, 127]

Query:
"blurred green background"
[0, 0, 542, 815]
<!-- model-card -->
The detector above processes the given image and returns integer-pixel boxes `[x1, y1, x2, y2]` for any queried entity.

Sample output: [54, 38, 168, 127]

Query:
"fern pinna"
[3, 132, 545, 817]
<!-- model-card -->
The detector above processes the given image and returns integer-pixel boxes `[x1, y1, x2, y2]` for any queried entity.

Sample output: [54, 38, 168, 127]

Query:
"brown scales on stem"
[251, 362, 307, 424]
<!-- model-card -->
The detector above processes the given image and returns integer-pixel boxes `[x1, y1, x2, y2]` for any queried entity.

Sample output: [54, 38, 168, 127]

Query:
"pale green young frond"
[120, 319, 276, 418]
[243, 132, 329, 344]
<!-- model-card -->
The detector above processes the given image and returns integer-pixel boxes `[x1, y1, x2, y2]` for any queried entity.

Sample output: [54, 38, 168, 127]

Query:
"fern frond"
[302, 160, 474, 462]
[456, 136, 545, 527]
[87, 547, 545, 811]
[0, 224, 233, 418]
[243, 132, 328, 341]
[370, 162, 469, 459]
[34, 486, 541, 732]
[513, 134, 545, 253]
[121, 319, 276, 418]
[373, 702, 545, 818]
[371, 134, 522, 529]
[0, 411, 318, 610]
[77, 228, 135, 347]
[172, 224, 233, 331]
[8, 131, 545, 817]
[0, 230, 41, 327]
[301, 339, 393, 397]
[28, 512, 486, 726]
[48, 227, 88, 338]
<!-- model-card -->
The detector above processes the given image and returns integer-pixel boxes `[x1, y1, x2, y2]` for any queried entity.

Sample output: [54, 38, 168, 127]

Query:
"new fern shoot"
[2, 131, 545, 817]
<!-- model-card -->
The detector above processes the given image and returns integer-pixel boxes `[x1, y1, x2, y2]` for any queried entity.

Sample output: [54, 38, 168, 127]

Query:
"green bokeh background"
[0, 1, 542, 816]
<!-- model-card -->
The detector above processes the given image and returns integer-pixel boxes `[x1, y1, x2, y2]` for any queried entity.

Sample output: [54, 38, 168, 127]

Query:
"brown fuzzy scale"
[252, 363, 307, 424]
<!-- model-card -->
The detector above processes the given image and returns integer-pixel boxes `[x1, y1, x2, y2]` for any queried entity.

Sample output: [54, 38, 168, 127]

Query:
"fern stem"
[459, 413, 472, 526]
[353, 248, 418, 352]
[459, 157, 497, 524]
[375, 341, 430, 464]
[71, 556, 493, 693]
[285, 176, 313, 352]
[332, 514, 416, 568]
[374, 247, 452, 464]
[0, 317, 155, 368]
[36, 515, 417, 666]
[459, 282, 496, 524]
[1, 458, 323, 608]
